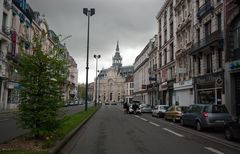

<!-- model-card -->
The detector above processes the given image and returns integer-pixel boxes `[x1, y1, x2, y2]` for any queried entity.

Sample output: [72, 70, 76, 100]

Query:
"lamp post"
[94, 54, 101, 106]
[83, 8, 95, 111]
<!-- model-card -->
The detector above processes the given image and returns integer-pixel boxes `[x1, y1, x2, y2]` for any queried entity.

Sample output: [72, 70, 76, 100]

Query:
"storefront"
[194, 71, 224, 104]
[174, 79, 194, 106]
[159, 80, 174, 106]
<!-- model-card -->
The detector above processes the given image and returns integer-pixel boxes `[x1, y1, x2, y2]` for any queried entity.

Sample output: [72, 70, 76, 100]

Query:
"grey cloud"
[29, 0, 164, 83]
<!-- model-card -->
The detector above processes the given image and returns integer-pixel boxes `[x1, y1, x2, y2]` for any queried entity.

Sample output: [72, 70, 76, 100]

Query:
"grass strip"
[0, 150, 49, 154]
[57, 106, 97, 138]
[0, 106, 98, 154]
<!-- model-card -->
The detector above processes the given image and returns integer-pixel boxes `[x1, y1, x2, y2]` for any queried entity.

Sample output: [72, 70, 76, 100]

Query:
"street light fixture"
[94, 54, 101, 106]
[83, 8, 95, 111]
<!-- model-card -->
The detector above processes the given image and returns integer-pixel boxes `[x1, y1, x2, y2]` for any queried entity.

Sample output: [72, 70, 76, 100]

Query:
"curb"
[50, 106, 101, 154]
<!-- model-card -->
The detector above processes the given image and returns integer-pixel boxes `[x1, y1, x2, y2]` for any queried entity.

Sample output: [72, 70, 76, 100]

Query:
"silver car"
[140, 104, 152, 113]
[152, 105, 169, 118]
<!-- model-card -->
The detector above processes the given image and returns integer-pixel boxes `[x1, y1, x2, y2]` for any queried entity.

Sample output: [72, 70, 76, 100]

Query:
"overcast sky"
[29, 0, 164, 83]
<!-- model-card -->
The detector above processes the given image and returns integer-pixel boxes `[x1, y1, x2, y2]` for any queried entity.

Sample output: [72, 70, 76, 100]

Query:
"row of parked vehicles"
[140, 103, 240, 141]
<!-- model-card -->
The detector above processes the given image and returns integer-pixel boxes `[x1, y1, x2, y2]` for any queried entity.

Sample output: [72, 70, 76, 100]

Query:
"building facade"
[224, 0, 240, 117]
[174, 0, 194, 106]
[97, 43, 133, 103]
[156, 0, 176, 106]
[147, 35, 159, 106]
[124, 75, 134, 103]
[0, 0, 78, 110]
[191, 0, 224, 105]
[0, 0, 12, 110]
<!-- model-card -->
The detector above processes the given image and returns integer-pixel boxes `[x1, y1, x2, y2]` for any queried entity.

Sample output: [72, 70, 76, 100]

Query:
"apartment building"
[156, 0, 175, 106]
[0, 0, 78, 110]
[0, 0, 12, 110]
[174, 0, 194, 106]
[224, 0, 240, 117]
[191, 0, 224, 104]
[147, 35, 159, 106]
[133, 43, 150, 105]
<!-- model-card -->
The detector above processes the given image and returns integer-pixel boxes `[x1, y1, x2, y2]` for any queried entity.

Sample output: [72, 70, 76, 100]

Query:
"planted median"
[0, 106, 99, 154]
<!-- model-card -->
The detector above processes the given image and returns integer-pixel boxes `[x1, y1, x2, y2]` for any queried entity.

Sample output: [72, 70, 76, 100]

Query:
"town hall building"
[96, 42, 134, 103]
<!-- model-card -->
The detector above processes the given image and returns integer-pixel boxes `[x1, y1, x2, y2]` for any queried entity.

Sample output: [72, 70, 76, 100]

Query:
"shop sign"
[176, 68, 186, 74]
[195, 71, 223, 84]
[229, 60, 240, 71]
[174, 79, 193, 88]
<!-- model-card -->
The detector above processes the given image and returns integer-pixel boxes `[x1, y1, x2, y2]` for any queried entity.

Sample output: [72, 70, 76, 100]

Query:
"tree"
[16, 33, 68, 138]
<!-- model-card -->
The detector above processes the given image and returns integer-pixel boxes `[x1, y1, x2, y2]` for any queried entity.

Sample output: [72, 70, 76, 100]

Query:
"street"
[0, 104, 90, 143]
[60, 105, 240, 154]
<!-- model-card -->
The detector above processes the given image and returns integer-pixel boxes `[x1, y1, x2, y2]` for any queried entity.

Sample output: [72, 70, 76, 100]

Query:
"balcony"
[191, 31, 223, 55]
[4, 0, 11, 10]
[12, 0, 34, 21]
[197, 1, 214, 20]
[2, 26, 11, 36]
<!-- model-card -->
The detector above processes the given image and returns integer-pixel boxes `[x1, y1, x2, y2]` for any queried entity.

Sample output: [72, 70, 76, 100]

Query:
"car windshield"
[160, 106, 168, 110]
[212, 105, 228, 113]
[176, 106, 187, 112]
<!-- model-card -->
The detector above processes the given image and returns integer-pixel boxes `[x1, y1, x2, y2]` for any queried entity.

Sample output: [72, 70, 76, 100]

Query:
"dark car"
[181, 104, 232, 131]
[225, 118, 240, 141]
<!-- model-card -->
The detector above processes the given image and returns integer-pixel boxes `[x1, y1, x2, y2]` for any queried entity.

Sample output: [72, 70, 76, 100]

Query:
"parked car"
[164, 105, 188, 122]
[152, 105, 169, 118]
[140, 104, 152, 113]
[181, 104, 232, 131]
[225, 118, 240, 140]
[128, 104, 141, 114]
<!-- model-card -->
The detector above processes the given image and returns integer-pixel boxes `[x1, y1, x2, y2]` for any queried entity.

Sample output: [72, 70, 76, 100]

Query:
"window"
[159, 53, 162, 67]
[217, 14, 222, 31]
[159, 35, 162, 48]
[196, 0, 199, 11]
[232, 16, 240, 50]
[197, 29, 200, 43]
[198, 57, 201, 74]
[2, 13, 7, 28]
[164, 49, 167, 65]
[164, 30, 167, 43]
[206, 54, 212, 73]
[218, 49, 222, 68]
[170, 43, 174, 61]
[205, 21, 211, 37]
[170, 22, 173, 38]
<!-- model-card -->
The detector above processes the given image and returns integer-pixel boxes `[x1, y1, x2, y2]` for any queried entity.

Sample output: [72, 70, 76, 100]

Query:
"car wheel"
[225, 128, 233, 141]
[180, 119, 185, 126]
[196, 121, 202, 131]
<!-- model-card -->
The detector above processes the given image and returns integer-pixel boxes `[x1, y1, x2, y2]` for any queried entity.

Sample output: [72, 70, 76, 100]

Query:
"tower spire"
[116, 41, 119, 52]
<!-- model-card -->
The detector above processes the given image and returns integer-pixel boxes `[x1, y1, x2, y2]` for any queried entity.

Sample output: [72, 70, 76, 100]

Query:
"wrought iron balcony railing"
[192, 30, 223, 54]
[197, 0, 213, 19]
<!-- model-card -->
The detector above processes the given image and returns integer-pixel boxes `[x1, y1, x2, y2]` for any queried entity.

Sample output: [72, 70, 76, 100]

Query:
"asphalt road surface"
[60, 105, 240, 154]
[0, 104, 88, 143]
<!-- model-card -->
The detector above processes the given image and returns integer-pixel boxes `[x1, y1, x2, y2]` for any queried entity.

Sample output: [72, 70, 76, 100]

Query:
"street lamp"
[94, 54, 101, 106]
[83, 8, 95, 111]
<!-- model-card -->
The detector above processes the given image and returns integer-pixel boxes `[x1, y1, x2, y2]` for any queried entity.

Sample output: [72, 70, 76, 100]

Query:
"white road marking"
[134, 115, 140, 118]
[163, 128, 184, 137]
[0, 119, 10, 122]
[149, 122, 160, 127]
[205, 147, 225, 154]
[140, 118, 148, 122]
